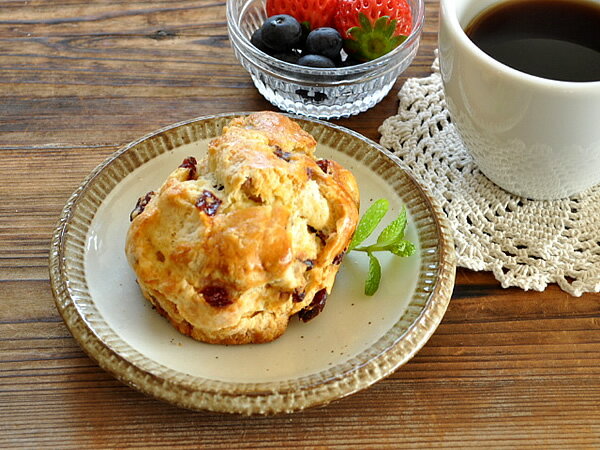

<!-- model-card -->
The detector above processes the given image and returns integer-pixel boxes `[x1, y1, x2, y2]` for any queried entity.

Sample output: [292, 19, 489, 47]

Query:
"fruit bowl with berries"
[227, 0, 424, 119]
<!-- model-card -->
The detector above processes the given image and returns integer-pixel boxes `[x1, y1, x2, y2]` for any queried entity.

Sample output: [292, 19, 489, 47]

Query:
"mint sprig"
[350, 200, 415, 295]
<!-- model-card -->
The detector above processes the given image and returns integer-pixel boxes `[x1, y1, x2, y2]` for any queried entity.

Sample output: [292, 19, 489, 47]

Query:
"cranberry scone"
[125, 112, 359, 344]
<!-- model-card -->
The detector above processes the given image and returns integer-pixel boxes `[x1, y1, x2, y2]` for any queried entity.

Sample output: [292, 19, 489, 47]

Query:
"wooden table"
[1, 0, 599, 447]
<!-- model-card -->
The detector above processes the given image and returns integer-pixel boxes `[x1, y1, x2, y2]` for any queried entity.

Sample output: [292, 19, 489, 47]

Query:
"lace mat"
[379, 59, 600, 297]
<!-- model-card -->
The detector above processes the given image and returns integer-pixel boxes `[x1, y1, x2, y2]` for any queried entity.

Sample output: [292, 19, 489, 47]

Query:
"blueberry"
[298, 54, 336, 68]
[273, 52, 301, 64]
[251, 28, 273, 55]
[305, 28, 343, 60]
[260, 15, 302, 52]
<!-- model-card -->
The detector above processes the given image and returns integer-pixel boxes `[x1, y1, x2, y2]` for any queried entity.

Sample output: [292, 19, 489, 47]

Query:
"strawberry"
[266, 0, 338, 30]
[334, 0, 412, 61]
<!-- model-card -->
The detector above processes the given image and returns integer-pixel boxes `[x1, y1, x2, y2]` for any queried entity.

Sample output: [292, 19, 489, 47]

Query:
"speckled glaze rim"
[49, 112, 456, 415]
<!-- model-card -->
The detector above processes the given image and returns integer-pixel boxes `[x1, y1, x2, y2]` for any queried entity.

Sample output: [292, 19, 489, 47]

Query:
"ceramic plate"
[49, 113, 456, 415]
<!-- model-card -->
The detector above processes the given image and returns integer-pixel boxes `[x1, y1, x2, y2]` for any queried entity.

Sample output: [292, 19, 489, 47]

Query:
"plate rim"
[49, 112, 456, 415]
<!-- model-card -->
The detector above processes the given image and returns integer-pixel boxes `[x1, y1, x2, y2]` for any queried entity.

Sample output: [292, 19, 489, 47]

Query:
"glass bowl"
[226, 0, 425, 119]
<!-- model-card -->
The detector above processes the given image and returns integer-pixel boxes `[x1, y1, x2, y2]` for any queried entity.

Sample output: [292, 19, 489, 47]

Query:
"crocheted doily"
[379, 59, 600, 297]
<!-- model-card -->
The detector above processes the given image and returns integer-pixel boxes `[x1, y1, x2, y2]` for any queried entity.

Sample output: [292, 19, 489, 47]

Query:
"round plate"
[49, 112, 456, 415]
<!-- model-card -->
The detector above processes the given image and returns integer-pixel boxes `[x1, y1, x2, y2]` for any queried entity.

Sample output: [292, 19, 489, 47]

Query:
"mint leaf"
[348, 198, 389, 251]
[390, 240, 416, 257]
[376, 206, 407, 247]
[365, 252, 381, 296]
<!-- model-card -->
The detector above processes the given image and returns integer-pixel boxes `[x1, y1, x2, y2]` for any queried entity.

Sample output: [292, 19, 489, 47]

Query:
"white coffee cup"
[438, 0, 600, 200]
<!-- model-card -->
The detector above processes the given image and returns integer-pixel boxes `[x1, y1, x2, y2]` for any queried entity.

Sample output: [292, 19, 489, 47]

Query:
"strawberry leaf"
[347, 27, 362, 40]
[344, 36, 361, 54]
[342, 13, 407, 61]
[359, 13, 373, 32]
[391, 34, 407, 47]
[374, 16, 395, 38]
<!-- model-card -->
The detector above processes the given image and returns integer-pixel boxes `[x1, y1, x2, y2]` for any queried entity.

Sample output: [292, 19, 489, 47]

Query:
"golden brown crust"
[125, 112, 359, 344]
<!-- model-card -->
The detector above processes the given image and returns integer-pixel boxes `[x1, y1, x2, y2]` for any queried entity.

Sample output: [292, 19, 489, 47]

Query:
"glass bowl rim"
[226, 0, 425, 77]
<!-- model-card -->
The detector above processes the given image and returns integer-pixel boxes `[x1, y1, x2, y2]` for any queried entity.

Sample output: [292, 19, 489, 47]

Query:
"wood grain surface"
[1, 0, 599, 447]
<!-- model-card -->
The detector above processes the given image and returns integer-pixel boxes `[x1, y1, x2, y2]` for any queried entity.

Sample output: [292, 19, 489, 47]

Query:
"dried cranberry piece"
[317, 231, 327, 244]
[292, 289, 305, 303]
[307, 225, 327, 245]
[201, 286, 232, 308]
[129, 191, 155, 221]
[179, 156, 197, 180]
[303, 259, 315, 270]
[333, 250, 346, 265]
[298, 288, 328, 322]
[196, 190, 221, 216]
[241, 178, 263, 203]
[274, 146, 292, 162]
[316, 159, 332, 174]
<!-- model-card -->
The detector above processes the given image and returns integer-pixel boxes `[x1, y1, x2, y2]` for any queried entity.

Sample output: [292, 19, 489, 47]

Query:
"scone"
[126, 112, 359, 344]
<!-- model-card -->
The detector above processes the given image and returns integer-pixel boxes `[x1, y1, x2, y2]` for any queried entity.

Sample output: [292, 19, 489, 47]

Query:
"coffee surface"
[465, 0, 600, 82]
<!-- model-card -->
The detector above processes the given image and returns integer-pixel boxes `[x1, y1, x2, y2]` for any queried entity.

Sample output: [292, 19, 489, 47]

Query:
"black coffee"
[465, 0, 600, 82]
